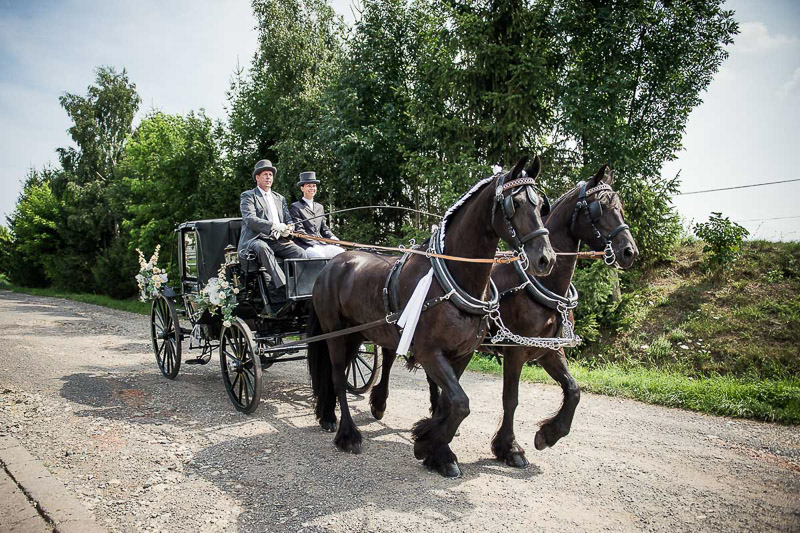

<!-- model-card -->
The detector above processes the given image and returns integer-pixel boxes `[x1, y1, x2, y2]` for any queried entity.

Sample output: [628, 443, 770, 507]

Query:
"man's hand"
[270, 222, 287, 239]
[280, 224, 293, 237]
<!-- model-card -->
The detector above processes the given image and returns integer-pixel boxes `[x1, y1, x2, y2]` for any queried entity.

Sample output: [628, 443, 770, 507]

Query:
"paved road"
[0, 290, 798, 532]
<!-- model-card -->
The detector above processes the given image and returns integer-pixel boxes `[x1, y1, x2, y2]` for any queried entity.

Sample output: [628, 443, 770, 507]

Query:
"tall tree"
[4, 169, 64, 287]
[119, 111, 234, 260]
[51, 66, 141, 290]
[548, 0, 737, 260]
[319, 0, 421, 242]
[226, 0, 345, 200]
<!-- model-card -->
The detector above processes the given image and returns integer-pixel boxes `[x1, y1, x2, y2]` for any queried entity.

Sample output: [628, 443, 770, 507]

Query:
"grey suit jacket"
[237, 187, 292, 254]
[289, 200, 336, 249]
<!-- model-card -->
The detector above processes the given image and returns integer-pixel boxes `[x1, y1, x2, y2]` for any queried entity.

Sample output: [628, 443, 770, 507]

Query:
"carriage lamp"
[224, 245, 239, 266]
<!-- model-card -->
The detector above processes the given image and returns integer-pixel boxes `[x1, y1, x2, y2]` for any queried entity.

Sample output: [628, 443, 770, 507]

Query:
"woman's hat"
[297, 171, 320, 186]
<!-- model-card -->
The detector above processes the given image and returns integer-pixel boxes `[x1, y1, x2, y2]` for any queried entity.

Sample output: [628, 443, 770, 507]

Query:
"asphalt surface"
[0, 290, 798, 532]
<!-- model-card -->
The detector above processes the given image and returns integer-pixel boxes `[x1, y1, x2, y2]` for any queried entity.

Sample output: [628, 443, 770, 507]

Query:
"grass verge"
[0, 278, 150, 315]
[468, 356, 800, 425]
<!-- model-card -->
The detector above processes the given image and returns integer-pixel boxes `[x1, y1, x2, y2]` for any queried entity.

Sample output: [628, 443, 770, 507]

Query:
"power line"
[676, 178, 800, 196]
[734, 215, 800, 223]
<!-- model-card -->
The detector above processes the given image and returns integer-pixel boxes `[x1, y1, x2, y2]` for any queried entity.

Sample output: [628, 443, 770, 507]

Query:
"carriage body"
[148, 217, 380, 413]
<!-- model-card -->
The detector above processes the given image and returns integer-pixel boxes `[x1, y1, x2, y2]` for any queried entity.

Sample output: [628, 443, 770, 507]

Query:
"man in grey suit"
[289, 171, 344, 258]
[238, 160, 306, 289]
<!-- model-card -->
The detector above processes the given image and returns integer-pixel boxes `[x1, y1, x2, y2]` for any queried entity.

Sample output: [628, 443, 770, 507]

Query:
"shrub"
[693, 212, 749, 271]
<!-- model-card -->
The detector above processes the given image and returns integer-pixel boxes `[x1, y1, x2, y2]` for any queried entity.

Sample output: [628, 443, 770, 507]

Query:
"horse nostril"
[623, 247, 634, 259]
[539, 255, 549, 268]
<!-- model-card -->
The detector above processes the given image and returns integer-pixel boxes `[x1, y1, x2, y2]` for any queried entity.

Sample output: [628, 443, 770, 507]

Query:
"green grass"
[0, 277, 150, 315]
[468, 356, 800, 425]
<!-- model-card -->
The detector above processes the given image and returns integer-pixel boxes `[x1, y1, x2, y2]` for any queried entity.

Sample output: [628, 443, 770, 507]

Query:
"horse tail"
[306, 304, 332, 420]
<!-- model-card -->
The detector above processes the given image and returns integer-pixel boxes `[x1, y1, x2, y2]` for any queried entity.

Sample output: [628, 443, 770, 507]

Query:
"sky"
[0, 0, 798, 241]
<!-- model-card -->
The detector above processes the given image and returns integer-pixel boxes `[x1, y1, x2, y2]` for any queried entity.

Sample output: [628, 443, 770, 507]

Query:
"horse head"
[492, 155, 556, 276]
[568, 164, 639, 269]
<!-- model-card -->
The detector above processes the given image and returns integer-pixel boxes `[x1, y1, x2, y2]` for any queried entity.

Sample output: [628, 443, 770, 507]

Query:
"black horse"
[307, 156, 556, 477]
[371, 164, 639, 467]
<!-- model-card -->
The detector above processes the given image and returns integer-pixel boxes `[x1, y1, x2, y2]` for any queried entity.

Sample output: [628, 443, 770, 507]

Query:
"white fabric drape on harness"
[396, 267, 435, 356]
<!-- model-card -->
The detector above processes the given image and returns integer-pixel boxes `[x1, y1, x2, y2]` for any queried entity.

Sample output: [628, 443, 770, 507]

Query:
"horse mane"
[438, 173, 501, 249]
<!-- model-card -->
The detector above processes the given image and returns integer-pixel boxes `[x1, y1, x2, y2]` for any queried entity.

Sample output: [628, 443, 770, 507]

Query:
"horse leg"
[426, 375, 440, 415]
[412, 352, 470, 478]
[491, 347, 529, 468]
[330, 335, 364, 454]
[534, 349, 580, 450]
[307, 312, 337, 432]
[369, 347, 397, 420]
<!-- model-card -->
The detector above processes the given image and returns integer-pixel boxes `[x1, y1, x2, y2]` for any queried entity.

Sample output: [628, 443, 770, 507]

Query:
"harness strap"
[430, 229, 500, 315]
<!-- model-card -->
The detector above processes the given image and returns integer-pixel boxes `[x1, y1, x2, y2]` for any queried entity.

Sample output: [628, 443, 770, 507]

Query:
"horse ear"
[511, 156, 529, 180]
[589, 164, 612, 187]
[525, 155, 542, 180]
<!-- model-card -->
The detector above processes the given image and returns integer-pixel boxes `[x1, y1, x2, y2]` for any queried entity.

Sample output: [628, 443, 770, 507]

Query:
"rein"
[288, 232, 520, 264]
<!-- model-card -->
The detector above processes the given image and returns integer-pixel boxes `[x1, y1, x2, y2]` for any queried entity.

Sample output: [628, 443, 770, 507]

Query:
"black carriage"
[149, 218, 381, 413]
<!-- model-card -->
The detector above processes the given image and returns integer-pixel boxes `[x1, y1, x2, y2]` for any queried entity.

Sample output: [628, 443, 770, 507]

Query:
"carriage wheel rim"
[151, 295, 181, 379]
[221, 321, 260, 411]
[346, 345, 379, 393]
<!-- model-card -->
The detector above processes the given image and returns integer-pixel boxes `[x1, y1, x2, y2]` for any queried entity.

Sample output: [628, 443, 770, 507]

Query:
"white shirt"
[259, 187, 280, 223]
[302, 197, 314, 211]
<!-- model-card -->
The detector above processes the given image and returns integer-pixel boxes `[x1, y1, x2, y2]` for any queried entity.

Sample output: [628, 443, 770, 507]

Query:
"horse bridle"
[570, 181, 629, 265]
[492, 171, 551, 264]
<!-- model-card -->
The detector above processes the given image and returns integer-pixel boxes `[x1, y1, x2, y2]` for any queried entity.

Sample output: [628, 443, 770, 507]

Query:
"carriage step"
[184, 357, 211, 365]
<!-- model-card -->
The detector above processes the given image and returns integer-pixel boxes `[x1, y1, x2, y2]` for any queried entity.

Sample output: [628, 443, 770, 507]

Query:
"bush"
[572, 261, 622, 342]
[91, 234, 139, 299]
[693, 212, 749, 271]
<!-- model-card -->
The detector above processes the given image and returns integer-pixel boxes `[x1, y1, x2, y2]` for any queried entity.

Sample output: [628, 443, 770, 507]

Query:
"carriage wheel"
[219, 318, 262, 414]
[150, 294, 181, 379]
[346, 344, 382, 395]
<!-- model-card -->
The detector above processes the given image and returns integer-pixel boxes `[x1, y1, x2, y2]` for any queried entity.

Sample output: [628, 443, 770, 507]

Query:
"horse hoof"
[413, 440, 428, 460]
[438, 461, 461, 478]
[505, 452, 530, 469]
[335, 437, 362, 455]
[371, 406, 385, 420]
[321, 419, 337, 433]
[534, 430, 549, 450]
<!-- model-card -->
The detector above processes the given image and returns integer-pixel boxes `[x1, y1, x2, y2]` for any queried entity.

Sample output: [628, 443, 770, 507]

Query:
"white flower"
[233, 288, 239, 294]
[209, 292, 221, 306]
[153, 267, 160, 274]
[218, 291, 226, 300]
[223, 320, 231, 327]
[160, 274, 168, 282]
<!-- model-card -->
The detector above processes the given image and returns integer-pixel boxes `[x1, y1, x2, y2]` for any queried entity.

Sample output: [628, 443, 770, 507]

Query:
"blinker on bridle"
[570, 181, 629, 265]
[493, 171, 551, 261]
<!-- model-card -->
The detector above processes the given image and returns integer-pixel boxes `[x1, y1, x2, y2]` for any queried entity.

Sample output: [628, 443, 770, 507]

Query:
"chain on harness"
[488, 300, 580, 349]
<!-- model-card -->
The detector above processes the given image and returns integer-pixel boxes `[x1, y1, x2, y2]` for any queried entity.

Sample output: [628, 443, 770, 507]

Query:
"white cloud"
[736, 21, 798, 53]
[777, 67, 800, 99]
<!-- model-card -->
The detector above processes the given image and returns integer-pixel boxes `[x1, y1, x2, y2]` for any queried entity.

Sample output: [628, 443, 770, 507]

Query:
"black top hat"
[253, 159, 277, 180]
[297, 171, 320, 186]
